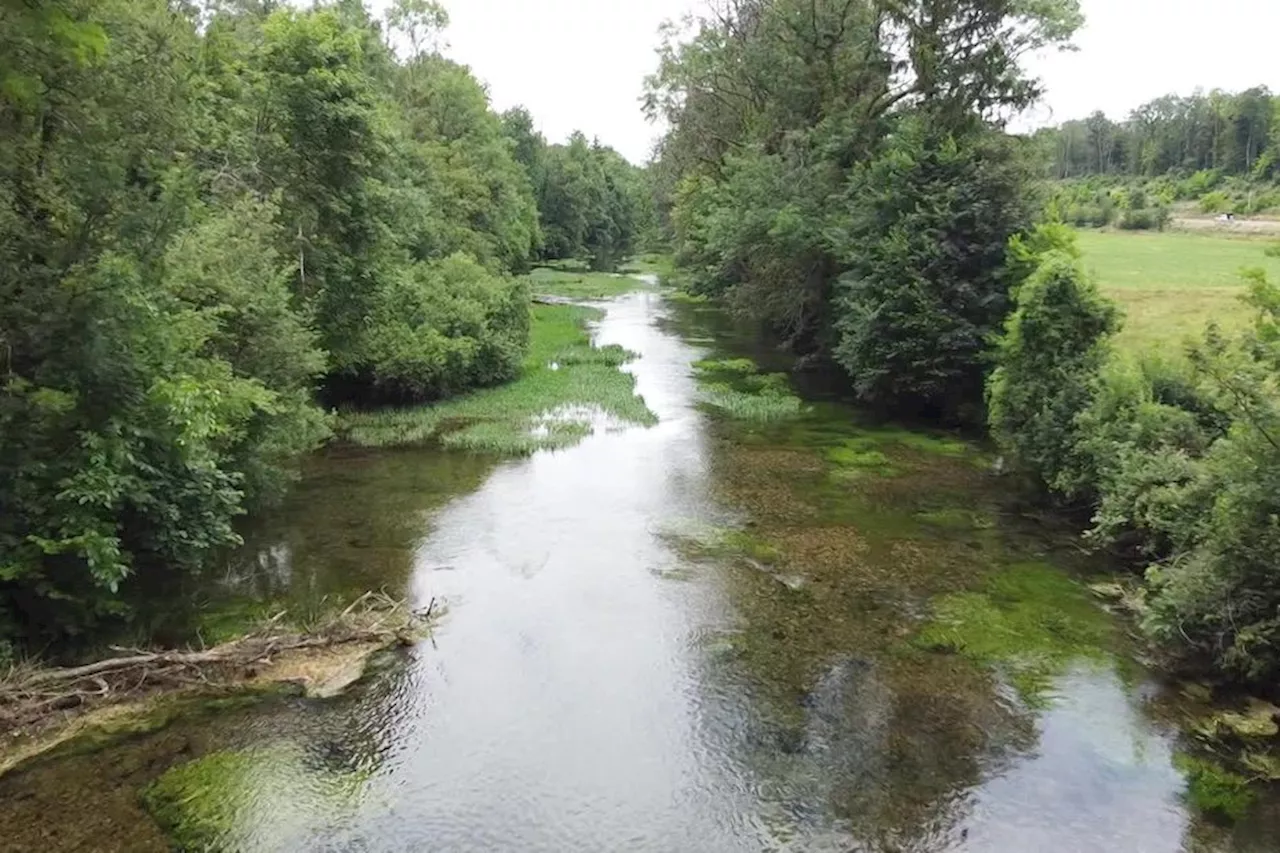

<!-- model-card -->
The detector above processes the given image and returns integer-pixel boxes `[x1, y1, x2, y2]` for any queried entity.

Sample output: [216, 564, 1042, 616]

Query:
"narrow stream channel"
[2, 289, 1277, 851]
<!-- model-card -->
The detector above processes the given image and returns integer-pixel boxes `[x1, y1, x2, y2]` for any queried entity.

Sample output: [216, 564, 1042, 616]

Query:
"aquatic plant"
[341, 305, 656, 453]
[915, 562, 1114, 701]
[1175, 754, 1257, 823]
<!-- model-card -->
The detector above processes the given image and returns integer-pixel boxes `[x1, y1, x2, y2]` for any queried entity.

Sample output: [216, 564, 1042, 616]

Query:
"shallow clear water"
[2, 291, 1278, 852]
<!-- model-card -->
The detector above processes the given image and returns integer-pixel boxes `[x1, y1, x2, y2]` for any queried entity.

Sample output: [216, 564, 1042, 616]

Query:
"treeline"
[650, 0, 1280, 690]
[991, 231, 1280, 689]
[0, 0, 644, 648]
[502, 112, 654, 270]
[1034, 87, 1280, 181]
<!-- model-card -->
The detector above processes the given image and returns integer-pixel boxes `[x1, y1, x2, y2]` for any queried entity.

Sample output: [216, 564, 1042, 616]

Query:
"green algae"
[1176, 754, 1257, 824]
[915, 562, 1115, 702]
[141, 747, 267, 850]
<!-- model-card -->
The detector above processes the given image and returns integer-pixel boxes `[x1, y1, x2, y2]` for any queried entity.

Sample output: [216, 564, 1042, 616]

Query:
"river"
[2, 287, 1277, 851]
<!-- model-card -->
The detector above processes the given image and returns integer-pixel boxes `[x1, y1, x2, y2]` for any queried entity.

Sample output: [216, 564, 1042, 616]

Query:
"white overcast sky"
[439, 0, 1280, 163]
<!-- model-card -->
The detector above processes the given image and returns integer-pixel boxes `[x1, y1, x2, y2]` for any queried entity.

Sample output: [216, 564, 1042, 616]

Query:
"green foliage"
[0, 0, 557, 644]
[649, 0, 1077, 419]
[992, 246, 1280, 688]
[987, 245, 1120, 496]
[341, 304, 656, 454]
[359, 255, 529, 402]
[1036, 87, 1278, 183]
[506, 125, 653, 271]
[833, 120, 1035, 418]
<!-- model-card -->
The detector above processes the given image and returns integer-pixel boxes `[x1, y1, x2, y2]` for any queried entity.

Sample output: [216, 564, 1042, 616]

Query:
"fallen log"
[0, 591, 435, 748]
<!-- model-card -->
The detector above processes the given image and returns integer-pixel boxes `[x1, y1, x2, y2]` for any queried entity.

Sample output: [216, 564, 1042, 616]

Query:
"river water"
[2, 289, 1278, 851]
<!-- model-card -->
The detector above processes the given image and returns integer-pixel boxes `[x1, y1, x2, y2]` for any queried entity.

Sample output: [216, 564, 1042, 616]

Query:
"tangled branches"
[0, 591, 434, 740]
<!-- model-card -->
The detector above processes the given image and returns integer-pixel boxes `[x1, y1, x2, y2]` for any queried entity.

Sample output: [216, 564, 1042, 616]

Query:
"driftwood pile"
[0, 591, 433, 739]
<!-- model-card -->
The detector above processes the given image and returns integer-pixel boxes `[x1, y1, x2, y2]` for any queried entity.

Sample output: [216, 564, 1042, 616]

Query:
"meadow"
[1075, 230, 1280, 351]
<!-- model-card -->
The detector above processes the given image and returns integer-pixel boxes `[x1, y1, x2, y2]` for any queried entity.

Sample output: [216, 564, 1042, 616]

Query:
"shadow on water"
[2, 291, 1279, 851]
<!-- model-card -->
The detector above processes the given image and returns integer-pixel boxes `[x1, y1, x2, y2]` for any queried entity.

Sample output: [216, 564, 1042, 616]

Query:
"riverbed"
[2, 288, 1277, 851]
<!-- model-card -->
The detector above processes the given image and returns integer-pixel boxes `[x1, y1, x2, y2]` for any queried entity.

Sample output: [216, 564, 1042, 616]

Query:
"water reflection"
[2, 292, 1277, 851]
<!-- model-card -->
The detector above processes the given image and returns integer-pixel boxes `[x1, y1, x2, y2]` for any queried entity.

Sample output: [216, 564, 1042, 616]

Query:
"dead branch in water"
[0, 591, 436, 740]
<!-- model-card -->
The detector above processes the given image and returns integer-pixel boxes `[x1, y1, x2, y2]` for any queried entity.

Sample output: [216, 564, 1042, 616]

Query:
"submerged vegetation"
[916, 562, 1115, 701]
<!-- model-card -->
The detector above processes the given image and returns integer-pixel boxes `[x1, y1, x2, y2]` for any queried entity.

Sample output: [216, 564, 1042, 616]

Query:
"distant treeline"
[1033, 87, 1280, 181]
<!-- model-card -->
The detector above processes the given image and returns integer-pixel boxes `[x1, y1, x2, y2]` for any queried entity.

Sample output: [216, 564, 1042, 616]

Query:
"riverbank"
[339, 266, 658, 453]
[0, 592, 430, 779]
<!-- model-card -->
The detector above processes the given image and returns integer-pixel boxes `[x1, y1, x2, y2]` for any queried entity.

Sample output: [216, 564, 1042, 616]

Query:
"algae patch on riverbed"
[914, 562, 1116, 702]
[343, 302, 656, 453]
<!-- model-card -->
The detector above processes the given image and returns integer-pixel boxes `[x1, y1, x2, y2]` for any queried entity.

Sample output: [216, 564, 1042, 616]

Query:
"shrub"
[987, 247, 1120, 497]
[1199, 191, 1233, 214]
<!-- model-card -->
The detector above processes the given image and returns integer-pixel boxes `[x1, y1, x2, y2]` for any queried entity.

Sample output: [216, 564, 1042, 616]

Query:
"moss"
[915, 562, 1114, 702]
[1176, 754, 1257, 823]
[140, 748, 264, 850]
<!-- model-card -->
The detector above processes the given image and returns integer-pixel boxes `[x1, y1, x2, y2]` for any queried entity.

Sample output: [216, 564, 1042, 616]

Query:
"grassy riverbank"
[341, 269, 657, 454]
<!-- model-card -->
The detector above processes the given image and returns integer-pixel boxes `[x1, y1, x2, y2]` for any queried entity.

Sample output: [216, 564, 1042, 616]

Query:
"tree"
[986, 233, 1120, 494]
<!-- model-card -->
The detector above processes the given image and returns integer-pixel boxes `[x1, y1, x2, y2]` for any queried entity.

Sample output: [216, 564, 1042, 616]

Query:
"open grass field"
[1075, 230, 1280, 352]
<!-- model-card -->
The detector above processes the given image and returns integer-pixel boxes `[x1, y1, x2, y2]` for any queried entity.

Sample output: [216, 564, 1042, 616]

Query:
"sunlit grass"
[341, 304, 656, 454]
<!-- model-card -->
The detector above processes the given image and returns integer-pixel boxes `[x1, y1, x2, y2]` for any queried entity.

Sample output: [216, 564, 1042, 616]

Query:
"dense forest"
[0, 0, 647, 650]
[649, 0, 1280, 690]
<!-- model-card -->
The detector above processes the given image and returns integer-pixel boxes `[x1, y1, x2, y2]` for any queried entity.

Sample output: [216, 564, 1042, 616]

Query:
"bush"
[356, 254, 530, 402]
[1199, 191, 1233, 214]
[987, 244, 1120, 496]
[1118, 207, 1170, 231]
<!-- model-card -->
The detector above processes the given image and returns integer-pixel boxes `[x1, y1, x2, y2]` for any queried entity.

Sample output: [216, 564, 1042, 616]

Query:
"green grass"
[1076, 230, 1280, 351]
[342, 304, 656, 454]
[526, 266, 653, 300]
